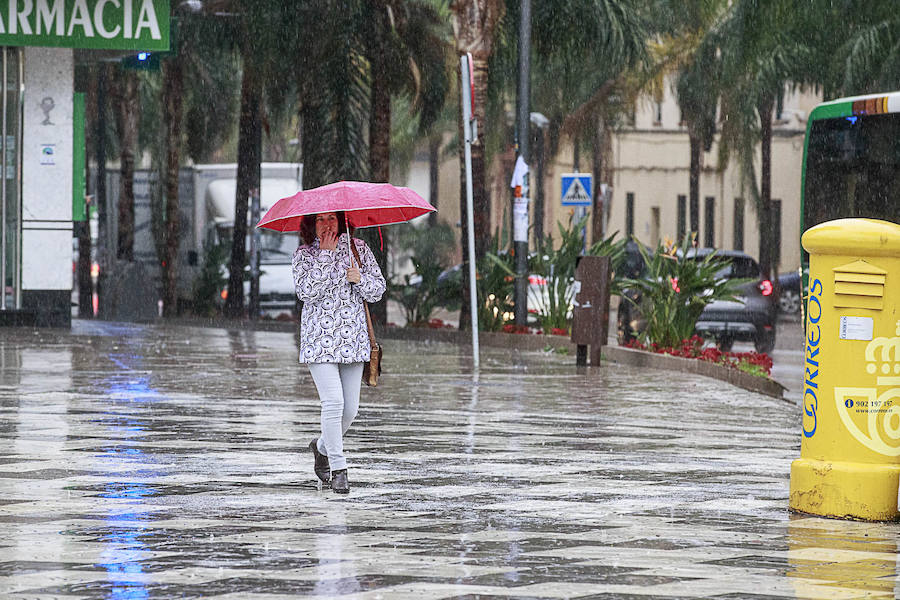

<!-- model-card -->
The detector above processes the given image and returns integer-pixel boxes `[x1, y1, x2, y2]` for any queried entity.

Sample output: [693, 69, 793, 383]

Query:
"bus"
[796, 92, 900, 320]
[802, 91, 900, 238]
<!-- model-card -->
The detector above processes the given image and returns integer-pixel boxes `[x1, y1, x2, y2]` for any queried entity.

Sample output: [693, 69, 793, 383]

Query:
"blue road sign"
[561, 173, 592, 206]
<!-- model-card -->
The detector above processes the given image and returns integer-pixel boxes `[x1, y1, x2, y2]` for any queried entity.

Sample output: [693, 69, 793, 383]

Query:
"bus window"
[804, 113, 900, 231]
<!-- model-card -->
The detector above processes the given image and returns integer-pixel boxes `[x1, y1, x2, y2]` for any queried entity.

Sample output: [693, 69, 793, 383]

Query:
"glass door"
[1, 47, 21, 310]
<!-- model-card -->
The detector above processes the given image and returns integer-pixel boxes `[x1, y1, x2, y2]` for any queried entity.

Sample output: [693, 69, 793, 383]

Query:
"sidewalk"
[0, 320, 895, 599]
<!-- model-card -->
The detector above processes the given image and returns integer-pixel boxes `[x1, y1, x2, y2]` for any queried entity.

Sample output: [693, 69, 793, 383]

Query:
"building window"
[772, 199, 782, 270]
[690, 195, 699, 236]
[734, 198, 744, 251]
[677, 194, 686, 239]
[704, 196, 715, 247]
[650, 207, 660, 247]
[626, 193, 635, 237]
[654, 101, 662, 126]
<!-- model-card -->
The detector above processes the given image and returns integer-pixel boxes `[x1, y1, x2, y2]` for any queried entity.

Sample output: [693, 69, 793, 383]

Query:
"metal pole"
[14, 47, 22, 309]
[248, 187, 260, 320]
[460, 54, 479, 368]
[96, 65, 107, 317]
[1, 49, 7, 311]
[513, 0, 531, 326]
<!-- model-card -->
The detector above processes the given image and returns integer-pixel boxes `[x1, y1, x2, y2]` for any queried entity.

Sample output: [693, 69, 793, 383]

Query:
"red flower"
[669, 277, 681, 293]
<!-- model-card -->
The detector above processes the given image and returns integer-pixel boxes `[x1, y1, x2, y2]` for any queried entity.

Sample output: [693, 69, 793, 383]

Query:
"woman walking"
[292, 211, 385, 494]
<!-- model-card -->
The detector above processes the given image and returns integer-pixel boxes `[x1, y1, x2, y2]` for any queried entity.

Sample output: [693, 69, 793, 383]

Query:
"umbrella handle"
[345, 214, 357, 269]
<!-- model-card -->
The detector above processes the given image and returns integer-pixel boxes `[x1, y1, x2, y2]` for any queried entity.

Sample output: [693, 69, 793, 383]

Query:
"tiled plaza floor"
[0, 320, 897, 599]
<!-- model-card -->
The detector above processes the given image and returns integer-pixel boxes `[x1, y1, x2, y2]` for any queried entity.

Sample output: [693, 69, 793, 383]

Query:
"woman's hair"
[299, 211, 353, 245]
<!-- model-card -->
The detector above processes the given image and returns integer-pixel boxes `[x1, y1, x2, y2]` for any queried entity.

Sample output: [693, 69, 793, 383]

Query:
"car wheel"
[754, 329, 776, 354]
[716, 335, 734, 352]
[779, 290, 801, 315]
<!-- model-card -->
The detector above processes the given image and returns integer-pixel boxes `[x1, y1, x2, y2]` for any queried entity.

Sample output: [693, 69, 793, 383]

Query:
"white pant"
[307, 362, 363, 472]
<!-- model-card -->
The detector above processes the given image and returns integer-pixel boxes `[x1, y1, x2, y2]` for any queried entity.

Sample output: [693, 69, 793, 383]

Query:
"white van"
[200, 164, 303, 316]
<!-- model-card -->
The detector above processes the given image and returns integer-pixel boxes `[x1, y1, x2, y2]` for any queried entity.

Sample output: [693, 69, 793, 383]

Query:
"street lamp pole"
[513, 0, 531, 326]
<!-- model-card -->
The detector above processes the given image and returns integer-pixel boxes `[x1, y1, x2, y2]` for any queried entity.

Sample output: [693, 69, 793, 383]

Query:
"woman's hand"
[319, 230, 338, 251]
[346, 267, 361, 284]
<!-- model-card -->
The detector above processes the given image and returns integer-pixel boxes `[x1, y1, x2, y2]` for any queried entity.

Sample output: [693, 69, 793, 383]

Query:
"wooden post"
[571, 256, 611, 366]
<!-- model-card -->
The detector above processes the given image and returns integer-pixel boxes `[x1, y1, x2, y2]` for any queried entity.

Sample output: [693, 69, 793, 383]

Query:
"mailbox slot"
[833, 260, 886, 310]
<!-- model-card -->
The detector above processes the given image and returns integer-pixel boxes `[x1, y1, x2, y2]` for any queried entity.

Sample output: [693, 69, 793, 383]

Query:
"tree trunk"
[456, 53, 491, 330]
[428, 133, 440, 227]
[113, 69, 139, 262]
[225, 57, 262, 318]
[79, 67, 98, 318]
[758, 95, 774, 281]
[450, 0, 503, 331]
[300, 101, 329, 189]
[367, 6, 391, 327]
[689, 132, 701, 237]
[162, 54, 184, 317]
[591, 116, 603, 243]
[95, 65, 108, 315]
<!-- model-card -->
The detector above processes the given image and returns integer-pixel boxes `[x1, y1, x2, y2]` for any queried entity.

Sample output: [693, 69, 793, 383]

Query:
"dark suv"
[617, 247, 778, 353]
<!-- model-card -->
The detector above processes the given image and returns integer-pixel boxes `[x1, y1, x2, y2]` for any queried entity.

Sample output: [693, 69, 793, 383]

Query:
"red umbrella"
[256, 180, 435, 232]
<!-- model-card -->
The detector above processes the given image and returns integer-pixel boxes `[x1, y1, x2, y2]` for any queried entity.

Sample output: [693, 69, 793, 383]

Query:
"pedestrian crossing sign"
[561, 174, 592, 206]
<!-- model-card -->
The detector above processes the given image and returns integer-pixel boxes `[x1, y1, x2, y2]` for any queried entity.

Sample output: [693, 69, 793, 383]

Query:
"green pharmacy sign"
[0, 0, 169, 51]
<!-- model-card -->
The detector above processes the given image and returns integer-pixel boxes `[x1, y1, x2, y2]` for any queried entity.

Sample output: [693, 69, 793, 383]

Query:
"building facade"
[422, 83, 821, 279]
[0, 0, 169, 327]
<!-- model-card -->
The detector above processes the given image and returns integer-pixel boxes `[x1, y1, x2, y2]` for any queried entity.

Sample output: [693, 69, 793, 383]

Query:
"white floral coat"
[292, 233, 386, 364]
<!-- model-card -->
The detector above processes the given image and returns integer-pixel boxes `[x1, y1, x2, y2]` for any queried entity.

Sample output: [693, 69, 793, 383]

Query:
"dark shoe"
[331, 469, 349, 494]
[309, 439, 330, 483]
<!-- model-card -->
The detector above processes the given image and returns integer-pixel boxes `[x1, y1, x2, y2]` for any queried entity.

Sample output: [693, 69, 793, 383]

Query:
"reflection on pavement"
[0, 320, 897, 598]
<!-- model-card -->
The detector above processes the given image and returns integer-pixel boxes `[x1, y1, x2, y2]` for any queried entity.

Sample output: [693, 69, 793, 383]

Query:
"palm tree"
[361, 0, 450, 324]
[494, 0, 647, 245]
[154, 5, 239, 316]
[450, 0, 504, 330]
[223, 1, 286, 318]
[829, 3, 900, 97]
[705, 0, 811, 280]
[108, 68, 140, 262]
[160, 33, 187, 316]
[269, 1, 450, 324]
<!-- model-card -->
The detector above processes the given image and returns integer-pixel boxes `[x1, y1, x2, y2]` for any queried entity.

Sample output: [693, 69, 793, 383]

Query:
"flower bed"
[501, 324, 568, 336]
[408, 318, 455, 329]
[624, 335, 773, 378]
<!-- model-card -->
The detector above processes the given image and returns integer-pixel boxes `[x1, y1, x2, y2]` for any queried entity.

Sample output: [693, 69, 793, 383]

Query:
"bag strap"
[349, 239, 378, 350]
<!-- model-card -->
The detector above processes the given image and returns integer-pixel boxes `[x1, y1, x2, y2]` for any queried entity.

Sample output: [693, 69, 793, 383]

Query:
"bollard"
[571, 255, 611, 366]
[789, 218, 900, 521]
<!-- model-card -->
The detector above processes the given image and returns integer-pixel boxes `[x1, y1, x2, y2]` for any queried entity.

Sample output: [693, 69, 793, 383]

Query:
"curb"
[158, 317, 785, 400]
[600, 344, 787, 400]
[377, 325, 574, 352]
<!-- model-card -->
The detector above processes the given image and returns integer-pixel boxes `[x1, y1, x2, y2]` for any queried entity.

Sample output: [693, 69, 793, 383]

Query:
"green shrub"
[192, 237, 229, 317]
[529, 214, 627, 332]
[474, 236, 516, 332]
[622, 234, 746, 348]
[388, 222, 459, 325]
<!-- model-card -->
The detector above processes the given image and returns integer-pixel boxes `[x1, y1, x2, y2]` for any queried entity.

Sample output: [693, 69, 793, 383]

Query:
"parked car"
[777, 270, 802, 316]
[216, 227, 299, 316]
[617, 248, 778, 353]
[435, 261, 551, 324]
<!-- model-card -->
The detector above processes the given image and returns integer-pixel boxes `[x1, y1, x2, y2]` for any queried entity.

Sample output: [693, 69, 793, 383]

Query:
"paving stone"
[0, 320, 898, 598]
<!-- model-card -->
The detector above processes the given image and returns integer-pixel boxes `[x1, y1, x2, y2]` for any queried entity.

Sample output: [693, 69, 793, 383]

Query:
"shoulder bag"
[350, 240, 382, 386]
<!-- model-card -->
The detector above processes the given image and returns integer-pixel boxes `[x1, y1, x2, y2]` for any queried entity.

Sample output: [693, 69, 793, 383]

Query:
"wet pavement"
[0, 320, 898, 599]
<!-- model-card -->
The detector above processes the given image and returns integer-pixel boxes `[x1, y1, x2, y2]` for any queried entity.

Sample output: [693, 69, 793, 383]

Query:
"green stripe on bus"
[801, 100, 854, 239]
[809, 101, 853, 121]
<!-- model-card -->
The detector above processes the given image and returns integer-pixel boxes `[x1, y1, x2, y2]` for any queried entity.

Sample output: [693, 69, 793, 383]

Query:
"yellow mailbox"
[790, 218, 900, 520]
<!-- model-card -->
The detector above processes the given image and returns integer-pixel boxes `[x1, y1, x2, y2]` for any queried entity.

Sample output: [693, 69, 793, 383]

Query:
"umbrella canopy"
[256, 180, 435, 232]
